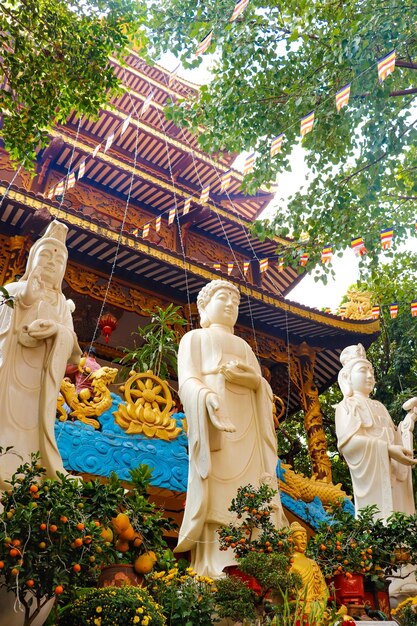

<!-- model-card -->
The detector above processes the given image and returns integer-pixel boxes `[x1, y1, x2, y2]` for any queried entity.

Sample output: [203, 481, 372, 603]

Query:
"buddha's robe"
[290, 552, 328, 611]
[175, 326, 286, 577]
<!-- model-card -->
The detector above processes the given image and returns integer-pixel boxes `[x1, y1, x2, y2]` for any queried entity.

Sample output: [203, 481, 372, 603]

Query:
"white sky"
[160, 54, 361, 310]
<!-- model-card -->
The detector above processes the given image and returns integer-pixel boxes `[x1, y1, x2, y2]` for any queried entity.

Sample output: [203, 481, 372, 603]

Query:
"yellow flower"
[168, 568, 178, 575]
[133, 618, 140, 624]
[96, 606, 103, 613]
[136, 607, 144, 614]
[94, 619, 101, 626]
[152, 571, 165, 579]
[142, 617, 150, 626]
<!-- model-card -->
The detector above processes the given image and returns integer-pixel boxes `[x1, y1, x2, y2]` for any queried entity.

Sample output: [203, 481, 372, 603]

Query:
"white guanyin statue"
[335, 343, 417, 520]
[0, 220, 81, 488]
[174, 279, 287, 578]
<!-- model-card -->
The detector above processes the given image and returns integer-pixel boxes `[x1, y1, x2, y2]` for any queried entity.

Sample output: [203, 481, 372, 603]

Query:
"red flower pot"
[98, 563, 144, 588]
[223, 565, 262, 595]
[332, 573, 365, 606]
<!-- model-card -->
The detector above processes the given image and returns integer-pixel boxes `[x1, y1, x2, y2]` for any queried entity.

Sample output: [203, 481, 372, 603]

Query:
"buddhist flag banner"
[412, 301, 417, 317]
[321, 245, 332, 264]
[270, 134, 283, 158]
[92, 144, 101, 159]
[389, 303, 398, 319]
[339, 305, 346, 318]
[155, 216, 162, 232]
[380, 228, 394, 250]
[243, 153, 255, 176]
[300, 112, 314, 137]
[351, 236, 367, 257]
[141, 91, 154, 116]
[259, 258, 269, 273]
[200, 184, 210, 204]
[195, 31, 213, 57]
[168, 63, 180, 86]
[55, 180, 65, 196]
[230, 0, 249, 22]
[243, 261, 250, 275]
[120, 114, 132, 137]
[278, 258, 285, 272]
[299, 253, 309, 267]
[213, 263, 221, 271]
[168, 208, 176, 225]
[227, 262, 234, 275]
[378, 50, 396, 83]
[104, 133, 114, 153]
[371, 305, 380, 319]
[47, 187, 55, 199]
[335, 84, 351, 112]
[78, 160, 86, 180]
[67, 172, 76, 189]
[132, 228, 139, 237]
[220, 170, 232, 192]
[143, 223, 150, 238]
[324, 308, 332, 314]
[183, 197, 191, 215]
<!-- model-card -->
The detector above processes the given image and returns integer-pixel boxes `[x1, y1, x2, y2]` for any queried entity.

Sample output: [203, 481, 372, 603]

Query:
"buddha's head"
[21, 221, 68, 289]
[338, 343, 375, 398]
[290, 522, 308, 554]
[197, 280, 240, 329]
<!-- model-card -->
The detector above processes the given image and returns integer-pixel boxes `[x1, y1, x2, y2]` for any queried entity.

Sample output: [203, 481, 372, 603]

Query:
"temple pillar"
[290, 343, 332, 482]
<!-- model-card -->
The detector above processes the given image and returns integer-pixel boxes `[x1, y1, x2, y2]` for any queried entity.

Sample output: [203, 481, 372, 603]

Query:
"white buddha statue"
[335, 343, 416, 519]
[0, 221, 81, 488]
[174, 279, 287, 578]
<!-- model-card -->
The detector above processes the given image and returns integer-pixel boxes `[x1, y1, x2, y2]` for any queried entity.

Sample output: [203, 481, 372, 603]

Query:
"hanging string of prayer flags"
[335, 84, 351, 112]
[92, 144, 101, 159]
[141, 91, 154, 116]
[243, 153, 255, 176]
[300, 112, 314, 137]
[412, 301, 417, 317]
[243, 261, 250, 276]
[351, 236, 367, 257]
[200, 184, 210, 204]
[278, 258, 285, 272]
[378, 50, 396, 83]
[195, 31, 213, 57]
[143, 223, 150, 238]
[213, 262, 221, 271]
[55, 180, 65, 196]
[321, 245, 332, 264]
[183, 197, 191, 215]
[299, 253, 309, 267]
[259, 258, 269, 273]
[270, 134, 283, 157]
[104, 133, 114, 153]
[371, 305, 380, 319]
[168, 63, 181, 86]
[220, 170, 232, 192]
[78, 160, 86, 180]
[155, 216, 162, 232]
[390, 303, 398, 319]
[380, 228, 394, 250]
[227, 262, 234, 275]
[230, 0, 249, 22]
[168, 208, 176, 225]
[120, 114, 132, 137]
[67, 172, 76, 189]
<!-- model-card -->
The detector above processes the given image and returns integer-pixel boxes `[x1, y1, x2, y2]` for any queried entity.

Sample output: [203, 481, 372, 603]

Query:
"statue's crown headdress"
[42, 220, 68, 244]
[340, 343, 367, 368]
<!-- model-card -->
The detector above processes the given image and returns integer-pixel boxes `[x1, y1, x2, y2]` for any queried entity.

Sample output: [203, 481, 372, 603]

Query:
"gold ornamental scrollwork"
[114, 371, 182, 441]
[344, 288, 373, 320]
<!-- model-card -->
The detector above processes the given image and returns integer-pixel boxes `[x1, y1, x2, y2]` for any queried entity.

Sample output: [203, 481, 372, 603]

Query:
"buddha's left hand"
[25, 319, 58, 340]
[220, 361, 260, 390]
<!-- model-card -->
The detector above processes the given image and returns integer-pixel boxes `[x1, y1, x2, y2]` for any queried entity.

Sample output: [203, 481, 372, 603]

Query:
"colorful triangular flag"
[213, 263, 221, 271]
[168, 63, 181, 86]
[321, 245, 332, 264]
[300, 112, 315, 137]
[132, 228, 139, 237]
[389, 303, 398, 319]
[92, 144, 101, 159]
[278, 258, 285, 272]
[78, 160, 86, 180]
[46, 187, 55, 200]
[220, 170, 232, 192]
[243, 153, 255, 176]
[339, 305, 346, 318]
[351, 236, 367, 257]
[378, 50, 396, 83]
[270, 134, 283, 158]
[324, 307, 332, 314]
[230, 0, 249, 22]
[183, 197, 191, 215]
[335, 84, 351, 112]
[168, 208, 176, 225]
[141, 91, 154, 116]
[371, 305, 380, 319]
[155, 216, 162, 232]
[200, 184, 210, 204]
[120, 114, 132, 137]
[195, 31, 213, 57]
[67, 172, 76, 189]
[380, 228, 394, 250]
[143, 223, 150, 238]
[55, 180, 65, 196]
[104, 133, 114, 153]
[412, 301, 417, 317]
[299, 253, 309, 267]
[243, 261, 250, 276]
[259, 258, 269, 273]
[227, 262, 234, 275]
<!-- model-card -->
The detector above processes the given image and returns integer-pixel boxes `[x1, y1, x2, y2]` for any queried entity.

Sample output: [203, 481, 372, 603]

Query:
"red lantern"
[98, 313, 117, 344]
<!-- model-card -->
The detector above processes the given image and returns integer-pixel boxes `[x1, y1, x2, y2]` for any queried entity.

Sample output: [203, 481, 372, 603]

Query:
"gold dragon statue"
[58, 366, 118, 429]
[344, 288, 373, 320]
[113, 370, 182, 441]
[279, 463, 349, 507]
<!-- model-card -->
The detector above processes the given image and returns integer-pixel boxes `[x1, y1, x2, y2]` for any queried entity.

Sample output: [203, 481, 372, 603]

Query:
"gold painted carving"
[114, 371, 182, 440]
[4, 235, 31, 284]
[279, 463, 348, 506]
[344, 288, 373, 320]
[59, 366, 118, 429]
[187, 231, 245, 266]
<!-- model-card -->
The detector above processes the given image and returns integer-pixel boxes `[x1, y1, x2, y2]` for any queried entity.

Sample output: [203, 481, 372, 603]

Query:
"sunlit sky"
[160, 53, 361, 310]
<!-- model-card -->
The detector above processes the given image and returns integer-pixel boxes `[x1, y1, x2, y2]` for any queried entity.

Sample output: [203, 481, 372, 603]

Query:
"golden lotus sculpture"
[114, 370, 182, 441]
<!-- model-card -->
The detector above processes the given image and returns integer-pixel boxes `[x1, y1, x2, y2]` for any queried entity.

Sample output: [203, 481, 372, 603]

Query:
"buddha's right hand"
[206, 392, 236, 432]
[22, 267, 44, 305]
[388, 444, 417, 466]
